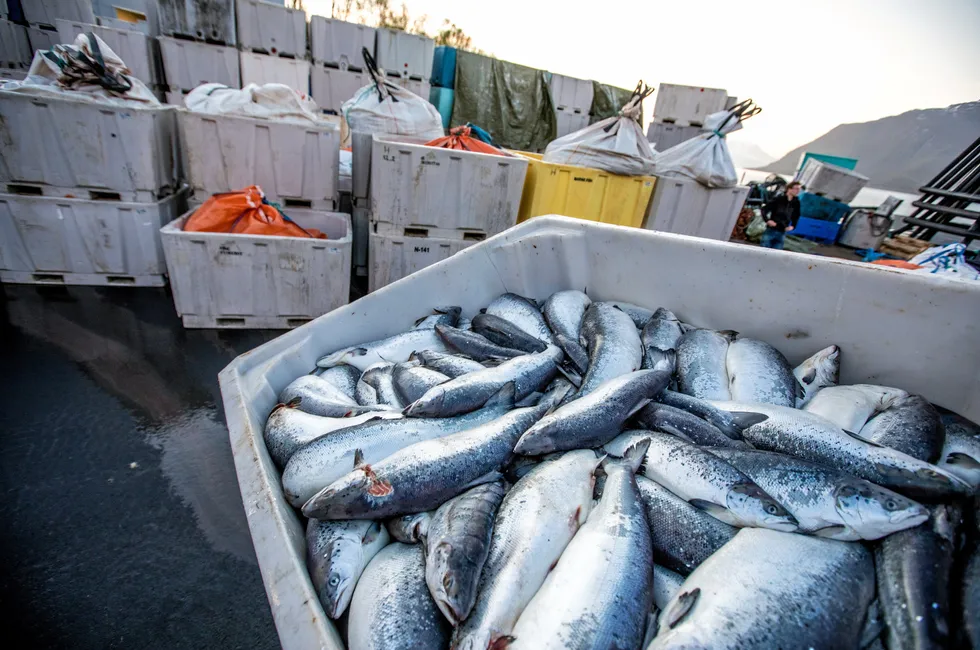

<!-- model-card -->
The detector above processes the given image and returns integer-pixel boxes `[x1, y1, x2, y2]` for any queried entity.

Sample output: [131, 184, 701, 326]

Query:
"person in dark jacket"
[761, 181, 802, 249]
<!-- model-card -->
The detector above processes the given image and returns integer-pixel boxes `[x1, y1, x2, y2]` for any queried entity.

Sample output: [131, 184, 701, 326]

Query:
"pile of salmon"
[262, 291, 980, 650]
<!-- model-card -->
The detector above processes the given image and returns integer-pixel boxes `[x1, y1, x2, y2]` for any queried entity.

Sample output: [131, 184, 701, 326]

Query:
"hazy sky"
[306, 0, 980, 158]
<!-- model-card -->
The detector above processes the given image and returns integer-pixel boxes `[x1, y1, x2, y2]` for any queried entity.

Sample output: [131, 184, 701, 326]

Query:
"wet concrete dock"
[0, 285, 282, 648]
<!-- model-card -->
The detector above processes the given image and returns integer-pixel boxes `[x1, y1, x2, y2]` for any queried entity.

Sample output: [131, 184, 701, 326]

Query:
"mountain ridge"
[763, 101, 980, 193]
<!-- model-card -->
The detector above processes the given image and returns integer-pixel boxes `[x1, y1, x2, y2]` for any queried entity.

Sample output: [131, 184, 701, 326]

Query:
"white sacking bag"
[342, 75, 444, 140]
[909, 243, 980, 283]
[652, 109, 742, 188]
[184, 82, 323, 123]
[542, 94, 656, 176]
[1, 32, 159, 105]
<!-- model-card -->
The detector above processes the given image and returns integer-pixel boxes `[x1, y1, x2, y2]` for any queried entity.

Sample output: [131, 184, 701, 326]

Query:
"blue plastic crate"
[797, 152, 858, 172]
[793, 216, 841, 244]
[799, 192, 850, 222]
[431, 46, 456, 88]
[429, 86, 453, 130]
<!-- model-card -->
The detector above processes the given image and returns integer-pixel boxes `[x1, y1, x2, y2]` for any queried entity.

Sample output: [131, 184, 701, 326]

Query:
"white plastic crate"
[0, 67, 25, 81]
[368, 228, 476, 292]
[235, 0, 306, 58]
[26, 25, 60, 53]
[374, 27, 433, 79]
[56, 18, 162, 86]
[549, 73, 592, 114]
[392, 75, 430, 99]
[23, 0, 95, 27]
[310, 66, 365, 115]
[218, 216, 980, 650]
[797, 159, 869, 204]
[647, 121, 702, 151]
[555, 108, 589, 138]
[0, 190, 185, 287]
[370, 134, 529, 236]
[309, 15, 375, 70]
[158, 36, 240, 92]
[156, 0, 236, 45]
[0, 20, 31, 68]
[178, 110, 340, 209]
[239, 51, 310, 94]
[351, 130, 371, 200]
[653, 83, 728, 126]
[352, 202, 368, 276]
[644, 174, 750, 241]
[161, 208, 352, 328]
[0, 90, 178, 200]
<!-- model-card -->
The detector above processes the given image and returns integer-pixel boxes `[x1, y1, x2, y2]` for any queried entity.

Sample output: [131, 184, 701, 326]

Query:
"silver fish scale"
[485, 293, 555, 344]
[676, 329, 732, 401]
[542, 290, 591, 344]
[859, 394, 944, 463]
[726, 338, 797, 407]
[348, 543, 450, 650]
[413, 351, 486, 378]
[636, 476, 736, 575]
[314, 364, 361, 399]
[393, 364, 449, 405]
[576, 303, 642, 398]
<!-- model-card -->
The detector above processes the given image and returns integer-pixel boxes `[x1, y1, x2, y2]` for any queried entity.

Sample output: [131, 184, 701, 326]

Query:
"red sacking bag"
[424, 126, 505, 155]
[182, 186, 325, 238]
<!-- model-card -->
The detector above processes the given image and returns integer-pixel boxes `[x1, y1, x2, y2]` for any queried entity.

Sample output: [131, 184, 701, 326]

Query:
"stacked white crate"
[652, 83, 728, 128]
[549, 73, 591, 137]
[367, 134, 529, 291]
[235, 0, 309, 95]
[169, 109, 347, 327]
[374, 28, 433, 82]
[309, 16, 375, 116]
[0, 89, 182, 286]
[0, 18, 33, 69]
[646, 122, 702, 151]
[643, 175, 750, 242]
[23, 0, 96, 57]
[156, 0, 240, 105]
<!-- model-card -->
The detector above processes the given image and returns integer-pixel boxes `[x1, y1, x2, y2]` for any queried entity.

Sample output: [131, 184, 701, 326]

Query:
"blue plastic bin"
[793, 216, 841, 244]
[799, 192, 850, 222]
[797, 152, 858, 172]
[429, 86, 454, 130]
[431, 46, 457, 88]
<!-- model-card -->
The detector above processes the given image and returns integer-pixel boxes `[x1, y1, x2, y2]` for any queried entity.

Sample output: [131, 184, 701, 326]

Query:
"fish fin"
[812, 525, 850, 539]
[644, 346, 677, 373]
[461, 470, 505, 491]
[353, 449, 366, 469]
[616, 437, 651, 474]
[488, 636, 515, 650]
[555, 333, 589, 373]
[794, 378, 806, 400]
[413, 315, 428, 327]
[555, 363, 582, 388]
[665, 588, 700, 629]
[945, 452, 980, 470]
[479, 308, 487, 314]
[271, 397, 301, 415]
[801, 367, 817, 385]
[688, 499, 730, 519]
[729, 411, 769, 429]
[842, 428, 883, 446]
[481, 357, 507, 367]
[363, 520, 384, 544]
[626, 398, 654, 419]
[719, 330, 739, 342]
[485, 382, 517, 409]
[860, 599, 884, 648]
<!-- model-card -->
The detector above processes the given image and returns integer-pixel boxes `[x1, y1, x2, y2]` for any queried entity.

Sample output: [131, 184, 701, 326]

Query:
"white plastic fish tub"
[161, 208, 352, 329]
[235, 0, 307, 58]
[157, 36, 241, 93]
[797, 158, 869, 204]
[0, 91, 179, 201]
[309, 16, 376, 70]
[644, 175, 751, 241]
[219, 216, 980, 650]
[239, 51, 311, 95]
[370, 133, 529, 237]
[177, 109, 340, 210]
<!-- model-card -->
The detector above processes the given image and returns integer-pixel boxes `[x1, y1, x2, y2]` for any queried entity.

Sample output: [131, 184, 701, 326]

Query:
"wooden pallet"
[878, 236, 933, 260]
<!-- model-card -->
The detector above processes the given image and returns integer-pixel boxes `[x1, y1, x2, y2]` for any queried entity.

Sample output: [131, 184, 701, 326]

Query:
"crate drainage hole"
[284, 199, 313, 209]
[106, 276, 136, 284]
[216, 317, 247, 326]
[8, 184, 43, 196]
[463, 232, 486, 241]
[403, 227, 428, 238]
[287, 319, 311, 327]
[90, 190, 122, 202]
[32, 273, 64, 283]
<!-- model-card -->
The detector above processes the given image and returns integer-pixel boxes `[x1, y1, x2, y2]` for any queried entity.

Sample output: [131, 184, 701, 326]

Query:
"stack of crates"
[309, 16, 375, 115]
[166, 95, 349, 328]
[0, 9, 33, 78]
[375, 27, 433, 100]
[157, 0, 240, 105]
[235, 0, 309, 94]
[17, 0, 96, 56]
[367, 134, 528, 291]
[0, 87, 183, 286]
[549, 73, 591, 138]
[427, 45, 455, 129]
[647, 83, 727, 151]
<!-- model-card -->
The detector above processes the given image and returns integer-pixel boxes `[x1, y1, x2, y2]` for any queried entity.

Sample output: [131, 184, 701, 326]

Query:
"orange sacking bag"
[424, 126, 505, 155]
[871, 259, 921, 270]
[182, 186, 326, 239]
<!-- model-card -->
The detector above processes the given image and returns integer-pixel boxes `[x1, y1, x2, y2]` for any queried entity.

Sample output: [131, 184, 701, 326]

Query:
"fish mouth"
[765, 514, 799, 532]
[889, 508, 929, 525]
[435, 596, 459, 626]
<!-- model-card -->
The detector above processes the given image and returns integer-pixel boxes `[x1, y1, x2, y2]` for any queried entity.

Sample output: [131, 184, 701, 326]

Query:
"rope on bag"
[362, 47, 400, 103]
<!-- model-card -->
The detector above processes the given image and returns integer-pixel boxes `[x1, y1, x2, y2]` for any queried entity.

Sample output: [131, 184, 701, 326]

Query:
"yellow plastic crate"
[513, 152, 656, 228]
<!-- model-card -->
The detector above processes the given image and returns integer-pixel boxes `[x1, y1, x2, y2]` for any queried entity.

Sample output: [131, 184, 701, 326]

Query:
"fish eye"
[885, 499, 898, 511]
[765, 504, 778, 515]
[329, 576, 340, 587]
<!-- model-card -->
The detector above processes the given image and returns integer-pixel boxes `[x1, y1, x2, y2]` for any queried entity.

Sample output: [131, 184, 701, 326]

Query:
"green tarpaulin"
[451, 50, 556, 153]
[589, 82, 641, 125]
